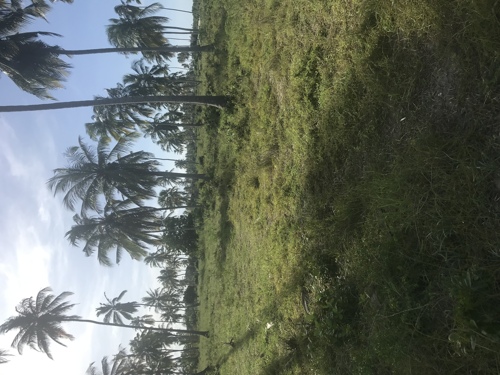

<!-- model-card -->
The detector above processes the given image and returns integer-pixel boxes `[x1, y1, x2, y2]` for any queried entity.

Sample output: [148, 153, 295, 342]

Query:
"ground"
[192, 0, 500, 373]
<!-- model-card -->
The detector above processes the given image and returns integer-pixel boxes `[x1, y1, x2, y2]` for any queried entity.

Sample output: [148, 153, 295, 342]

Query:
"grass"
[191, 0, 500, 373]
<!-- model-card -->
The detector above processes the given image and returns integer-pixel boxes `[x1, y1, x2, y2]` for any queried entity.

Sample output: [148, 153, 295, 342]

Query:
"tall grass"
[193, 0, 500, 373]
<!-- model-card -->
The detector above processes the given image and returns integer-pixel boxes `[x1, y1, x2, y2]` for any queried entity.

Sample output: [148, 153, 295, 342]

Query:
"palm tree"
[129, 315, 156, 328]
[144, 247, 189, 268]
[158, 187, 189, 209]
[123, 0, 192, 14]
[106, 3, 196, 63]
[141, 113, 185, 153]
[96, 291, 140, 324]
[48, 136, 206, 215]
[123, 60, 183, 96]
[157, 269, 183, 290]
[86, 354, 128, 375]
[1, 1, 210, 100]
[143, 250, 170, 268]
[0, 288, 209, 359]
[142, 288, 168, 312]
[0, 93, 228, 112]
[0, 1, 71, 98]
[66, 201, 166, 265]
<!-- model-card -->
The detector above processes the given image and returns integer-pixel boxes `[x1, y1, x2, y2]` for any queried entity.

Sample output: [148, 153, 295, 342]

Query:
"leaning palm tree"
[0, 92, 227, 112]
[0, 288, 209, 359]
[48, 136, 206, 215]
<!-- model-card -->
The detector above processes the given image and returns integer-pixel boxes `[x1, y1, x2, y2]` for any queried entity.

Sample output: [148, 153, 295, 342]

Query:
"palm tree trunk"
[62, 317, 209, 337]
[151, 171, 207, 180]
[163, 8, 192, 14]
[0, 95, 228, 113]
[55, 45, 214, 55]
[162, 31, 195, 35]
[162, 26, 196, 32]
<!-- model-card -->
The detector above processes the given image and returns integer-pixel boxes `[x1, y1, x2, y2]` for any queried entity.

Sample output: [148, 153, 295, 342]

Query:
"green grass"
[192, 0, 500, 373]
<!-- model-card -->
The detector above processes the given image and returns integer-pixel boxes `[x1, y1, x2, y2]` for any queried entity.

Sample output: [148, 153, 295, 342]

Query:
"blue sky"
[0, 0, 193, 373]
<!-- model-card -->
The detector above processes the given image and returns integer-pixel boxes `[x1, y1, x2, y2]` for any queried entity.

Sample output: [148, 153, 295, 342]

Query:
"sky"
[0, 0, 193, 373]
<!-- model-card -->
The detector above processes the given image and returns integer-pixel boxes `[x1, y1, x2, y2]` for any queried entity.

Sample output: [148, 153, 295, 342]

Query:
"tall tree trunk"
[151, 171, 207, 180]
[0, 95, 228, 113]
[62, 317, 209, 337]
[162, 31, 195, 35]
[53, 44, 214, 55]
[163, 8, 192, 14]
[163, 26, 196, 32]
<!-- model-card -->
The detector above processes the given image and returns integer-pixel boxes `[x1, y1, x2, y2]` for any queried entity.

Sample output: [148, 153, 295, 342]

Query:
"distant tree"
[66, 201, 167, 266]
[183, 286, 198, 306]
[96, 291, 140, 324]
[48, 136, 207, 215]
[177, 51, 190, 64]
[106, 3, 196, 64]
[162, 213, 198, 254]
[86, 353, 128, 375]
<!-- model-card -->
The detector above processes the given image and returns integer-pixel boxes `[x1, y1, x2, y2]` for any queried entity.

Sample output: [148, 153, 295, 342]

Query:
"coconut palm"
[123, 60, 183, 97]
[143, 250, 170, 268]
[157, 268, 183, 290]
[96, 291, 140, 324]
[86, 353, 128, 375]
[0, 1, 210, 100]
[106, 3, 195, 63]
[85, 84, 152, 143]
[85, 116, 139, 145]
[94, 84, 154, 124]
[128, 315, 156, 328]
[65, 201, 166, 265]
[0, 1, 71, 98]
[0, 92, 227, 112]
[0, 288, 209, 359]
[158, 186, 189, 209]
[128, 331, 177, 371]
[142, 288, 168, 312]
[123, 0, 192, 14]
[48, 136, 206, 215]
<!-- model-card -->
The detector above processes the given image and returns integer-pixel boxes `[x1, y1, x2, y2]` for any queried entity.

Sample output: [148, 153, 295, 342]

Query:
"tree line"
[0, 0, 217, 374]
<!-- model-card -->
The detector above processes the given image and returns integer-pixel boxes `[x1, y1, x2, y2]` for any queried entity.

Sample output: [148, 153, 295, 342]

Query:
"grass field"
[191, 0, 500, 373]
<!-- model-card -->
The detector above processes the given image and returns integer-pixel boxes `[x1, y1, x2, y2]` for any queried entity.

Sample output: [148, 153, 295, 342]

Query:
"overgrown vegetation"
[193, 0, 500, 373]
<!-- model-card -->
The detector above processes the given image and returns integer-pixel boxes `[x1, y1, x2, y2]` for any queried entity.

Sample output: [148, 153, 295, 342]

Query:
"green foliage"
[0, 1, 71, 99]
